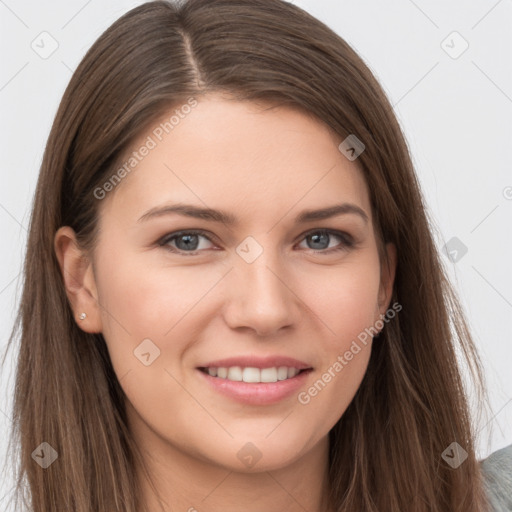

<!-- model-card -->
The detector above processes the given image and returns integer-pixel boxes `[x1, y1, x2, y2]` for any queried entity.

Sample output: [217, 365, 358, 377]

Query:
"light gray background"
[1, 0, 511, 506]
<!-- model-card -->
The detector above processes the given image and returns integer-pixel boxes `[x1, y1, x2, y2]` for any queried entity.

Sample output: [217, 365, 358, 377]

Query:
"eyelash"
[157, 229, 355, 256]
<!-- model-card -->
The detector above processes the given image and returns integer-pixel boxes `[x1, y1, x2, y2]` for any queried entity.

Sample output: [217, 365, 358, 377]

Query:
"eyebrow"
[137, 202, 369, 225]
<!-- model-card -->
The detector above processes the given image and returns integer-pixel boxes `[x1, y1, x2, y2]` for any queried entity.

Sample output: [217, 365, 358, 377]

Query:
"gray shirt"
[480, 443, 512, 511]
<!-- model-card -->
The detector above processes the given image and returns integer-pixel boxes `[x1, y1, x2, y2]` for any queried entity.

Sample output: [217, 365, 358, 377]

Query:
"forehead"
[99, 94, 372, 229]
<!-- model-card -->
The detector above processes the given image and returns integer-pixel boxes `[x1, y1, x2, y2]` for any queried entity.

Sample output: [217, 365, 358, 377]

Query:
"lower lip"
[196, 368, 313, 405]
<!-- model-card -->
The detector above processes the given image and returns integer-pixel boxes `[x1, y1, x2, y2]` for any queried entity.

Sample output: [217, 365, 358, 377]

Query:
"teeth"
[288, 367, 299, 378]
[243, 367, 261, 383]
[261, 367, 278, 382]
[203, 366, 303, 383]
[228, 366, 243, 381]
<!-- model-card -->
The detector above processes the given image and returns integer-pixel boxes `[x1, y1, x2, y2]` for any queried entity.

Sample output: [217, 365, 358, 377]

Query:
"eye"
[158, 230, 215, 255]
[297, 229, 354, 253]
[157, 228, 355, 256]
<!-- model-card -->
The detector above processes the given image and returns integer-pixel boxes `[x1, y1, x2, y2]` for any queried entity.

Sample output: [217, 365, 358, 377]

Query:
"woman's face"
[63, 94, 396, 472]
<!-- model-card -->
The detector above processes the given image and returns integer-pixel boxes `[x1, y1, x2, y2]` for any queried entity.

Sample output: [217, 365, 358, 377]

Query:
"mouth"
[198, 366, 312, 383]
[196, 364, 313, 405]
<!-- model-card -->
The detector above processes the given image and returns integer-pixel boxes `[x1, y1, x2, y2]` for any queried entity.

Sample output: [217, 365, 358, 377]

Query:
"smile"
[199, 366, 307, 383]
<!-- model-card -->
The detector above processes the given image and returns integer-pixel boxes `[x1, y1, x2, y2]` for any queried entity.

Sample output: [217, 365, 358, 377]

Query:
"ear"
[376, 242, 397, 316]
[54, 226, 103, 333]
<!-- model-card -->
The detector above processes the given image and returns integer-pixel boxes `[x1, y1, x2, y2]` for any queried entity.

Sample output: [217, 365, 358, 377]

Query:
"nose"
[222, 250, 301, 337]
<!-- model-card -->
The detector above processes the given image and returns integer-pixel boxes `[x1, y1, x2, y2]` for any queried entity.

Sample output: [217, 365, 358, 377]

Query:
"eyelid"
[295, 227, 354, 244]
[157, 229, 219, 251]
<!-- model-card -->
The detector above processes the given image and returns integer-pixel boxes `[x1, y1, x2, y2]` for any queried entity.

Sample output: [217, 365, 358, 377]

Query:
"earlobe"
[53, 226, 103, 333]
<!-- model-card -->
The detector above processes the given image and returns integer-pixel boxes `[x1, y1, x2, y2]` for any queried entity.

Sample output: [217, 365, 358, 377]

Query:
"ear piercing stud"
[79, 312, 87, 320]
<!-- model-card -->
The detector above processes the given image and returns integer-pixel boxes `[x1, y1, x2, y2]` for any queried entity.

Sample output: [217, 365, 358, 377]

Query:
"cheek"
[291, 254, 380, 422]
[299, 255, 382, 345]
[96, 240, 382, 355]
[298, 342, 372, 435]
[92, 249, 207, 428]
[93, 246, 225, 366]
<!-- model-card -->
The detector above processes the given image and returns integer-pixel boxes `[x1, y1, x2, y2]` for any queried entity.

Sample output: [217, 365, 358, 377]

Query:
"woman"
[3, 0, 511, 510]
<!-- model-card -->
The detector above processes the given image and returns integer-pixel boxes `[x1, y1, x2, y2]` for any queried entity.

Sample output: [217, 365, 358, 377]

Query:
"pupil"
[310, 232, 328, 250]
[177, 234, 198, 251]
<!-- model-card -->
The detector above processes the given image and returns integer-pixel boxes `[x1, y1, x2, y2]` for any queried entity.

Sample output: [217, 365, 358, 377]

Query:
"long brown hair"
[3, 0, 493, 510]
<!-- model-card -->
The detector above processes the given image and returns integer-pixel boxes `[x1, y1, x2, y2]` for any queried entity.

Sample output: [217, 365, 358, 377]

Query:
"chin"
[203, 432, 316, 473]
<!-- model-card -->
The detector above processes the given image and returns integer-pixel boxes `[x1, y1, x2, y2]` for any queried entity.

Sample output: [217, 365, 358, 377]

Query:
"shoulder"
[479, 443, 512, 511]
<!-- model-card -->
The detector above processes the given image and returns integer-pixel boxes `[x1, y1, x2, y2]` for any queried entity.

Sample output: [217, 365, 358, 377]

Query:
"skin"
[55, 93, 396, 512]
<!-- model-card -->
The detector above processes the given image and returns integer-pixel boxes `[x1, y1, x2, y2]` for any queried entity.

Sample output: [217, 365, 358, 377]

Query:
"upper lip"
[198, 355, 313, 370]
